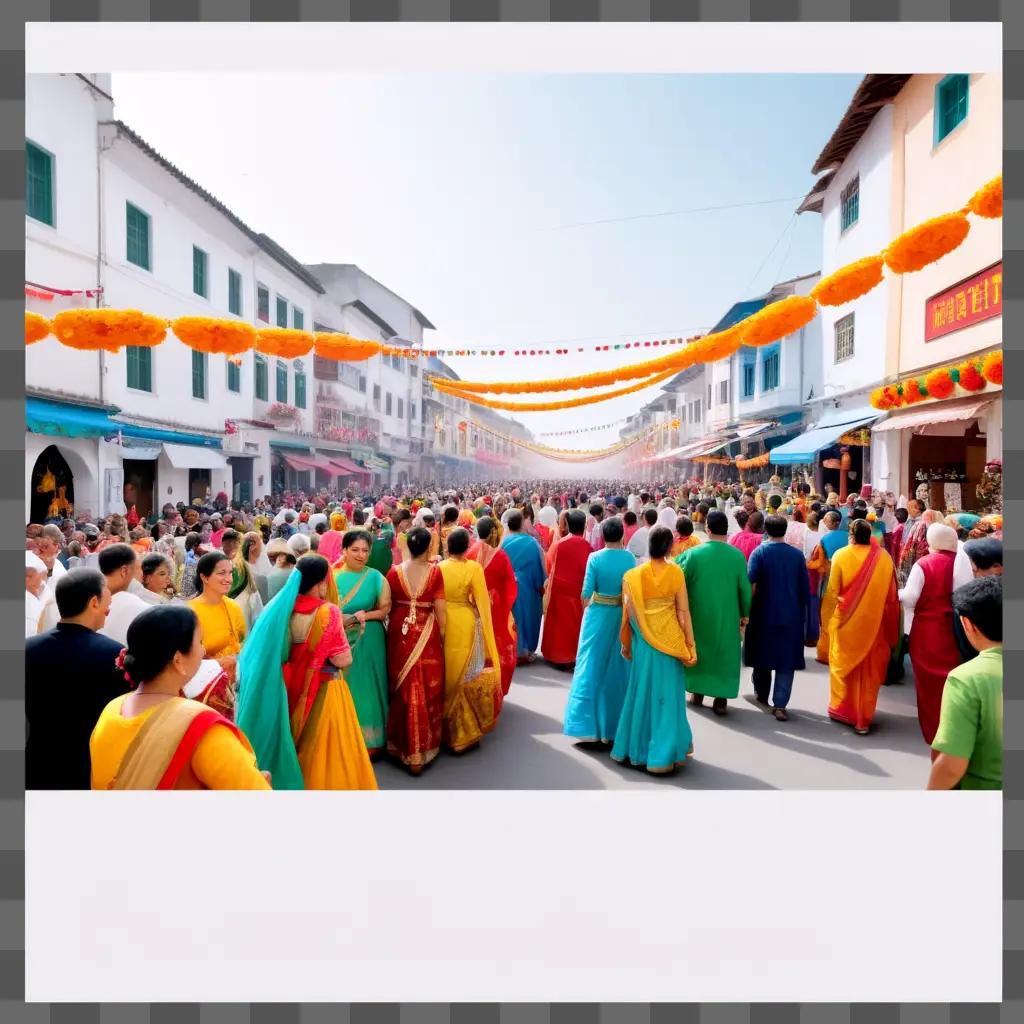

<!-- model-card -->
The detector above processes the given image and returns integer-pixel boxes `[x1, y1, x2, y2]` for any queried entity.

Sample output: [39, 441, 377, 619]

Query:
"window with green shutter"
[228, 269, 242, 316]
[257, 284, 270, 323]
[935, 74, 969, 144]
[193, 246, 208, 297]
[26, 142, 54, 226]
[126, 202, 151, 270]
[227, 358, 241, 393]
[276, 360, 288, 402]
[126, 346, 152, 392]
[295, 372, 307, 409]
[276, 297, 288, 328]
[192, 350, 207, 400]
[255, 355, 268, 400]
[840, 176, 859, 233]
[293, 307, 304, 330]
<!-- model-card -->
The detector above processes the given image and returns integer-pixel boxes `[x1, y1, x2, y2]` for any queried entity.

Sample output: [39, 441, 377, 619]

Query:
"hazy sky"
[112, 72, 860, 443]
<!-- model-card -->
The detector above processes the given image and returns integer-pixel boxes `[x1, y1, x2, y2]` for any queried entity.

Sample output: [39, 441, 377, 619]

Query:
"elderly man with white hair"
[900, 523, 974, 747]
[25, 551, 48, 637]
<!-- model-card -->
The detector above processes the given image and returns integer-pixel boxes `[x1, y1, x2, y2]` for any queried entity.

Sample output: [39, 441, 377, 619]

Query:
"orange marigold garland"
[172, 317, 256, 356]
[739, 295, 818, 348]
[924, 367, 956, 401]
[314, 333, 381, 362]
[966, 174, 1002, 219]
[255, 328, 314, 359]
[957, 358, 987, 393]
[883, 211, 971, 274]
[811, 255, 885, 307]
[52, 309, 167, 353]
[431, 369, 677, 412]
[25, 311, 50, 345]
[902, 378, 926, 405]
[982, 350, 1003, 385]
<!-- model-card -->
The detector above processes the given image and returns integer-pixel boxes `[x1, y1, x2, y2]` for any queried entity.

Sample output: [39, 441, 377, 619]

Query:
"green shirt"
[931, 647, 1003, 790]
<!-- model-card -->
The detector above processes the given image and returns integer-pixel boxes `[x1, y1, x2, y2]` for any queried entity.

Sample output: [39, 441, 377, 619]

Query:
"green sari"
[335, 566, 389, 755]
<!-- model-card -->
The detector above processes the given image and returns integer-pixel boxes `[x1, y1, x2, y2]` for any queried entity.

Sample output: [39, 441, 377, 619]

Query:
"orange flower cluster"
[736, 451, 770, 471]
[982, 350, 1002, 385]
[52, 309, 167, 353]
[740, 295, 818, 348]
[255, 328, 314, 359]
[172, 317, 256, 355]
[432, 369, 677, 412]
[811, 255, 885, 307]
[967, 174, 1002, 219]
[870, 349, 1002, 410]
[884, 211, 971, 274]
[470, 418, 657, 462]
[25, 311, 50, 345]
[314, 333, 381, 362]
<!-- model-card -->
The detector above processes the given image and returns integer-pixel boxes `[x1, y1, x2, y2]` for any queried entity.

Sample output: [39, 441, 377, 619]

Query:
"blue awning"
[270, 440, 312, 452]
[27, 397, 221, 448]
[26, 397, 121, 438]
[769, 410, 881, 465]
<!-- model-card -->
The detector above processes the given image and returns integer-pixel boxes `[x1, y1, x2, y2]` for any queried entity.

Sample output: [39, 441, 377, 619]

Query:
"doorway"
[30, 444, 75, 524]
[122, 459, 156, 520]
[189, 468, 212, 504]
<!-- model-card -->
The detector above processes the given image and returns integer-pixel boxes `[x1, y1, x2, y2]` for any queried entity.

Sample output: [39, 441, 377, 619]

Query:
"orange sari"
[469, 541, 519, 694]
[825, 543, 899, 732]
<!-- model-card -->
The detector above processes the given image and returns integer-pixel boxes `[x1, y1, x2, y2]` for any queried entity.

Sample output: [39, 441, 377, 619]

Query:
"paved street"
[375, 654, 932, 790]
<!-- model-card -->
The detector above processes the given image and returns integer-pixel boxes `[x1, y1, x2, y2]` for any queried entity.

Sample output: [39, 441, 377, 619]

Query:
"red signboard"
[924, 261, 1002, 342]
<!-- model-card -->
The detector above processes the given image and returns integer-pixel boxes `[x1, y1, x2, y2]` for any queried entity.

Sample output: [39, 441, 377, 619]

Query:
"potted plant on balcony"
[266, 402, 301, 424]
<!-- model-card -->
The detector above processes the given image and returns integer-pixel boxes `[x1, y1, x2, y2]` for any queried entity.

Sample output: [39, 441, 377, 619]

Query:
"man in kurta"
[744, 515, 808, 722]
[677, 509, 751, 715]
[502, 510, 546, 665]
[541, 509, 592, 669]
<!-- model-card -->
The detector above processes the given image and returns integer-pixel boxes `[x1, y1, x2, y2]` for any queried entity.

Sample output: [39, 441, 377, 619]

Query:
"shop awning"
[326, 456, 370, 476]
[270, 439, 312, 453]
[769, 410, 881, 465]
[871, 397, 995, 434]
[162, 443, 229, 470]
[26, 397, 121, 438]
[282, 454, 322, 473]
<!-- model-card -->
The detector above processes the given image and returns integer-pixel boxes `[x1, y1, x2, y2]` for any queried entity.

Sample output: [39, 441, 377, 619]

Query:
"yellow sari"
[438, 557, 503, 752]
[620, 560, 696, 665]
[825, 543, 899, 733]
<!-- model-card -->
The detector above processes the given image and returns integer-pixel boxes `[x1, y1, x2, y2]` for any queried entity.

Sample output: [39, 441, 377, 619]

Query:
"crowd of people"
[24, 475, 1003, 791]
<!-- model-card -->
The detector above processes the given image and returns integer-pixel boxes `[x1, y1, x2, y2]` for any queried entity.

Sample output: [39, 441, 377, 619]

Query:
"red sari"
[384, 563, 446, 772]
[469, 541, 519, 694]
[282, 594, 349, 730]
[908, 550, 962, 744]
[541, 535, 591, 666]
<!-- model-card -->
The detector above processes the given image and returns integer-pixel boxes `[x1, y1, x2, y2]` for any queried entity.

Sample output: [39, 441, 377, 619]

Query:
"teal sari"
[335, 566, 389, 754]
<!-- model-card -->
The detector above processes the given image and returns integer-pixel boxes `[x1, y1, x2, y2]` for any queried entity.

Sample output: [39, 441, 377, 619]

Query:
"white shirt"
[898, 553, 974, 634]
[25, 590, 45, 638]
[308, 513, 328, 533]
[627, 526, 650, 562]
[99, 590, 150, 646]
[38, 558, 67, 633]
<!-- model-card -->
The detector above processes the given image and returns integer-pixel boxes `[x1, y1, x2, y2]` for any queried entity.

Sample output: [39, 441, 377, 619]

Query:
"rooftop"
[106, 121, 326, 295]
[305, 262, 436, 331]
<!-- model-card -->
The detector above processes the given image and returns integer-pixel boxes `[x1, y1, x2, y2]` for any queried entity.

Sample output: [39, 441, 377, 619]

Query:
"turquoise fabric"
[611, 630, 693, 772]
[235, 570, 305, 791]
[563, 549, 636, 742]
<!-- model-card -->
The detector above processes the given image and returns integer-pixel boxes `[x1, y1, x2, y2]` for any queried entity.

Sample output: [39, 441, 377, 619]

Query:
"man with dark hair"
[98, 543, 147, 646]
[542, 508, 592, 669]
[929, 577, 1002, 790]
[964, 537, 1002, 577]
[744, 514, 809, 721]
[35, 523, 68, 632]
[26, 568, 127, 789]
[588, 503, 606, 552]
[502, 507, 546, 664]
[627, 507, 659, 563]
[677, 508, 751, 715]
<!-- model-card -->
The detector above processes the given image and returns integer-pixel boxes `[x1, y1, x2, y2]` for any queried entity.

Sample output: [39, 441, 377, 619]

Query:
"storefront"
[870, 394, 998, 512]
[767, 406, 881, 497]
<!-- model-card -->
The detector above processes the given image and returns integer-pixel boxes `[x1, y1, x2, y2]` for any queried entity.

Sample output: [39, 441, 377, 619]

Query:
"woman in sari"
[807, 510, 845, 664]
[469, 516, 518, 694]
[545, 510, 569, 574]
[824, 519, 900, 736]
[385, 527, 447, 774]
[536, 505, 557, 552]
[226, 531, 264, 631]
[334, 530, 391, 757]
[439, 527, 504, 752]
[564, 517, 636, 744]
[367, 519, 395, 577]
[317, 512, 347, 567]
[236, 555, 377, 789]
[611, 526, 697, 774]
[139, 553, 175, 605]
[241, 531, 270, 606]
[90, 605, 270, 790]
[188, 551, 247, 717]
[800, 510, 822, 647]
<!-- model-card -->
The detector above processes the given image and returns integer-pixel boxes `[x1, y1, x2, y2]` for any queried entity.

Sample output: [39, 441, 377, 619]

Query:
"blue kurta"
[502, 531, 546, 656]
[563, 548, 636, 742]
[744, 540, 808, 672]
